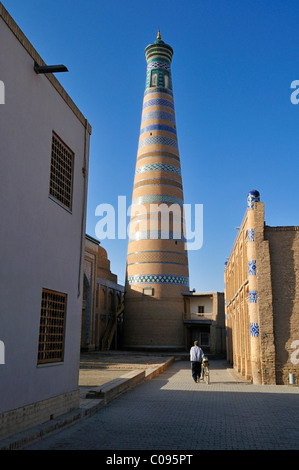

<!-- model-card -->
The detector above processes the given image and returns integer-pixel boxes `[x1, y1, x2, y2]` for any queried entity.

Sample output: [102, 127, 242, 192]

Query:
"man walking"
[190, 340, 204, 383]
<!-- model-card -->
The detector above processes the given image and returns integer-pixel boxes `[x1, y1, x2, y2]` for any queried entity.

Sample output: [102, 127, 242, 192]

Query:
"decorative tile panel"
[250, 322, 260, 337]
[135, 163, 181, 176]
[249, 290, 258, 303]
[140, 124, 176, 136]
[248, 260, 257, 275]
[141, 110, 175, 124]
[138, 135, 178, 149]
[147, 60, 171, 71]
[126, 274, 189, 286]
[143, 98, 174, 110]
[247, 190, 260, 209]
[247, 228, 255, 242]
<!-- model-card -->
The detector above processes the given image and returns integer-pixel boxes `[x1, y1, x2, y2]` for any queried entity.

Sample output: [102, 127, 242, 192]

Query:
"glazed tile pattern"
[135, 163, 181, 176]
[249, 290, 258, 303]
[248, 228, 255, 242]
[248, 260, 257, 275]
[143, 98, 174, 110]
[141, 110, 176, 124]
[138, 135, 178, 149]
[126, 274, 189, 286]
[250, 322, 260, 337]
[247, 190, 260, 209]
[147, 61, 171, 71]
[140, 124, 177, 135]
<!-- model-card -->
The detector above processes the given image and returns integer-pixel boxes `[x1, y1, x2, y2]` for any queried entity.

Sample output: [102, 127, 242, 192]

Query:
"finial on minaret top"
[157, 29, 161, 40]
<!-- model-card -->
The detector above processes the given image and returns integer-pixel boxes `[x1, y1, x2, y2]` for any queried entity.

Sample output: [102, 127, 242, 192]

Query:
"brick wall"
[0, 389, 79, 441]
[265, 226, 299, 384]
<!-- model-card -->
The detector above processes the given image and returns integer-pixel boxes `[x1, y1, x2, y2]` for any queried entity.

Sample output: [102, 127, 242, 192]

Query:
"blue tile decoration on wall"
[141, 110, 175, 124]
[248, 228, 255, 242]
[250, 322, 260, 337]
[138, 135, 178, 149]
[126, 274, 189, 286]
[249, 290, 258, 303]
[248, 260, 257, 275]
[143, 98, 174, 110]
[135, 163, 181, 176]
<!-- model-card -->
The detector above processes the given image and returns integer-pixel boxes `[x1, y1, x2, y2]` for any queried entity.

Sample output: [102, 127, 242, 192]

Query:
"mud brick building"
[224, 190, 299, 385]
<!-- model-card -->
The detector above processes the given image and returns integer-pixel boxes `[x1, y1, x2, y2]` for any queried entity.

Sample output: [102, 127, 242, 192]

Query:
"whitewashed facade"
[0, 4, 91, 440]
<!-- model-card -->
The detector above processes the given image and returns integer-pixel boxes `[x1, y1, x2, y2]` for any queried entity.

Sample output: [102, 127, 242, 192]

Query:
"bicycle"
[201, 356, 210, 384]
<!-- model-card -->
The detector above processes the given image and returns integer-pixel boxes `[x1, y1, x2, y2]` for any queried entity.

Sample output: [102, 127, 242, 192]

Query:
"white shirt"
[190, 345, 204, 362]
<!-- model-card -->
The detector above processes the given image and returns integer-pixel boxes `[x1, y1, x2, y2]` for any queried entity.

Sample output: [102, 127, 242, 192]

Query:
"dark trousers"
[191, 361, 202, 382]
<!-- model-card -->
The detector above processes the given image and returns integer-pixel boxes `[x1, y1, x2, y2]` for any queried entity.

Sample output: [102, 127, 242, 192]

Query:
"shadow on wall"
[266, 228, 298, 383]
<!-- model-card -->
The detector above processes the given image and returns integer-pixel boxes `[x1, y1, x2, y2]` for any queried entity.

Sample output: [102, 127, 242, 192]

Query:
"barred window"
[49, 132, 74, 210]
[37, 289, 67, 364]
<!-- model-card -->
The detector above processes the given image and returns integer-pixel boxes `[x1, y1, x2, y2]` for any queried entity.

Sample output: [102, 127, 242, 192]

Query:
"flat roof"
[182, 291, 223, 296]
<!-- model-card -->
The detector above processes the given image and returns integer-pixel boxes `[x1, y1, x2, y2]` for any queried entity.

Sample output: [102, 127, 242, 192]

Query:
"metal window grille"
[37, 289, 67, 364]
[49, 132, 74, 210]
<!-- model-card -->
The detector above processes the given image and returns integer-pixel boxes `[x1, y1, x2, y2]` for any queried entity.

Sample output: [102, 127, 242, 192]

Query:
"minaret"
[124, 32, 189, 350]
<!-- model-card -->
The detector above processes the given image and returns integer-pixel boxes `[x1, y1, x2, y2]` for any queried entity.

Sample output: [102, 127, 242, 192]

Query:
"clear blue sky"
[3, 0, 299, 291]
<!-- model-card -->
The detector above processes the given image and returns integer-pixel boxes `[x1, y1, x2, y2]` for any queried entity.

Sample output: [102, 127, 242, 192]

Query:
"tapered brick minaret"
[124, 32, 189, 350]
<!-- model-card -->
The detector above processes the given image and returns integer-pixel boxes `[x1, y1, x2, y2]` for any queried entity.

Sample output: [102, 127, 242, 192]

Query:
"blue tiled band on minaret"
[138, 135, 178, 149]
[147, 60, 171, 71]
[141, 110, 175, 123]
[126, 274, 189, 286]
[140, 124, 177, 136]
[135, 163, 181, 175]
[143, 99, 174, 110]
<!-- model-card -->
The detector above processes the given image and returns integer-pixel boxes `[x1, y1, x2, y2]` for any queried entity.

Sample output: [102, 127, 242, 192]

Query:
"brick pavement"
[24, 359, 299, 450]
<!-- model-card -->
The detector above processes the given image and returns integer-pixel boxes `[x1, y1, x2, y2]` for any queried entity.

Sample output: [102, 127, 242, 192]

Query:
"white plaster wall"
[189, 295, 214, 315]
[0, 17, 90, 413]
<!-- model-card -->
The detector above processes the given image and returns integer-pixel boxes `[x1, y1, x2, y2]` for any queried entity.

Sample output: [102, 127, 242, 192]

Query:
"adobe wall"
[265, 226, 299, 383]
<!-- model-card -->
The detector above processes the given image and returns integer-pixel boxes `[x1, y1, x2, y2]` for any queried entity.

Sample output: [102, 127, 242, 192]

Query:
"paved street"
[24, 359, 299, 451]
